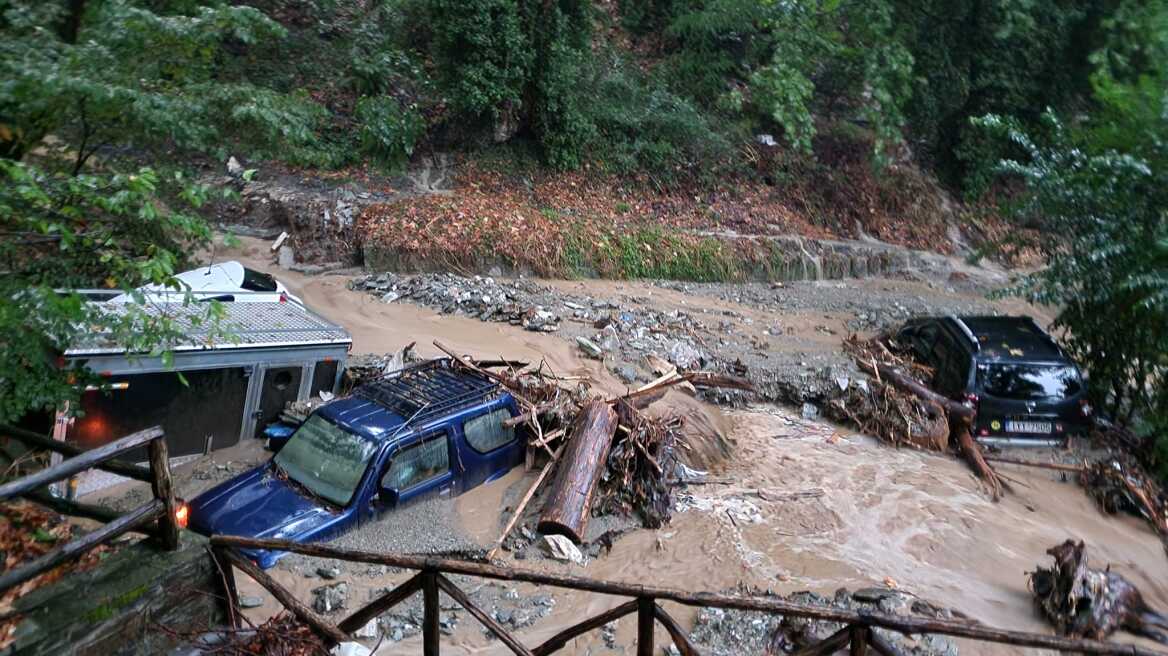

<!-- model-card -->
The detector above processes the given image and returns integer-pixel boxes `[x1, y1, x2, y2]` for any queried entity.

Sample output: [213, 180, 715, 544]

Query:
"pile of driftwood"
[160, 613, 330, 656]
[594, 400, 685, 529]
[1030, 540, 1168, 644]
[427, 341, 752, 556]
[830, 334, 1010, 500]
[1080, 457, 1168, 550]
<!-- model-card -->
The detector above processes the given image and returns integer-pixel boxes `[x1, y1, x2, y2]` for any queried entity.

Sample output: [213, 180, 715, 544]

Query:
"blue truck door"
[377, 428, 457, 511]
[457, 403, 523, 491]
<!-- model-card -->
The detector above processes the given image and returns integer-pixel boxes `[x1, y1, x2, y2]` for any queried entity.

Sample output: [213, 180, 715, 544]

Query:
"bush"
[982, 114, 1168, 474]
[428, 0, 532, 121]
[354, 96, 426, 170]
[589, 64, 730, 179]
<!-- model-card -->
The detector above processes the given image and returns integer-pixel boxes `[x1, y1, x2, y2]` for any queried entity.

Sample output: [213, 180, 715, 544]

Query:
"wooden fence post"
[850, 624, 869, 656]
[637, 597, 654, 656]
[210, 547, 241, 630]
[423, 569, 440, 656]
[147, 436, 179, 550]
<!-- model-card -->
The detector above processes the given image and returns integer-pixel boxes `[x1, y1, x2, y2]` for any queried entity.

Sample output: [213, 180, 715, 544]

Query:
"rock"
[381, 291, 400, 303]
[542, 534, 583, 564]
[576, 336, 603, 359]
[312, 582, 349, 613]
[238, 595, 263, 609]
[277, 244, 295, 268]
[226, 156, 244, 177]
[599, 324, 621, 352]
[668, 341, 703, 369]
[316, 566, 341, 580]
[331, 643, 372, 656]
[615, 364, 639, 384]
[801, 402, 819, 419]
[355, 619, 379, 639]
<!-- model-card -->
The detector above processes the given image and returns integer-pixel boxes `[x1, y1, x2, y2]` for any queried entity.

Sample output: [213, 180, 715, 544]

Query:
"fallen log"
[487, 444, 564, 561]
[538, 400, 619, 543]
[855, 361, 970, 421]
[613, 371, 753, 404]
[857, 361, 1006, 500]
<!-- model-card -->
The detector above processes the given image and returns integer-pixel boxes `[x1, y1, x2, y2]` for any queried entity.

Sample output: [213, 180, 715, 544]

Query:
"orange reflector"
[174, 503, 190, 529]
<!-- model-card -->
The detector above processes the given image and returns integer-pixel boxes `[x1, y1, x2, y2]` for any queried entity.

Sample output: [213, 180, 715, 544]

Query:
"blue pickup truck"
[186, 359, 523, 567]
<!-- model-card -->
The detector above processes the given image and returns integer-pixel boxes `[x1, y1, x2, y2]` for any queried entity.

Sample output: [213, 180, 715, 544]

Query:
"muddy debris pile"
[1080, 457, 1168, 549]
[1030, 539, 1168, 644]
[686, 587, 961, 656]
[426, 342, 750, 557]
[350, 272, 717, 373]
[342, 344, 423, 390]
[820, 333, 1009, 500]
[170, 612, 329, 656]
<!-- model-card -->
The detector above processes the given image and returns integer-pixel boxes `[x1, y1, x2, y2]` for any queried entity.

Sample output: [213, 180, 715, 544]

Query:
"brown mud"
[169, 238, 1168, 653]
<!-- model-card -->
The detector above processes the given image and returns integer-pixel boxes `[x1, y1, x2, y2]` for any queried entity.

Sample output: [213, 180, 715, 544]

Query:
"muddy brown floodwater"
[212, 238, 1167, 655]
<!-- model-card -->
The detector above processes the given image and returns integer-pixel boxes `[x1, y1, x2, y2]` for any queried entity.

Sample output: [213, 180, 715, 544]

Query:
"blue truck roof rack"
[353, 358, 502, 426]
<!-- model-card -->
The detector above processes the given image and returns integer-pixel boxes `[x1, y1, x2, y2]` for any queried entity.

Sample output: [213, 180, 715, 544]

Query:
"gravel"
[349, 271, 1005, 408]
[688, 587, 961, 656]
[655, 279, 996, 333]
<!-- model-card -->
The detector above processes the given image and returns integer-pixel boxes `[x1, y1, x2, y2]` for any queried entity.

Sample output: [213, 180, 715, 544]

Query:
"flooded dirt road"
[211, 238, 1167, 654]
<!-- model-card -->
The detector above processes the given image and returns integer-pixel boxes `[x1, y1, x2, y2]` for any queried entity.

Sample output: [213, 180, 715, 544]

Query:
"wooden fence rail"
[0, 425, 180, 595]
[210, 535, 1168, 656]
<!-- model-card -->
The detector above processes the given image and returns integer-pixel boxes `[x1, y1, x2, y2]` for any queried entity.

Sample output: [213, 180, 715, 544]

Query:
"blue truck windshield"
[274, 415, 378, 506]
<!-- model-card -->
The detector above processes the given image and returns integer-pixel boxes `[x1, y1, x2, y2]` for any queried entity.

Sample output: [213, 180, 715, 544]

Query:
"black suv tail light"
[963, 392, 980, 413]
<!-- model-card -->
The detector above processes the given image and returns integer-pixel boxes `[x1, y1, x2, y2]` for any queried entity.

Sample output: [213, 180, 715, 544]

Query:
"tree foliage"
[0, 160, 228, 422]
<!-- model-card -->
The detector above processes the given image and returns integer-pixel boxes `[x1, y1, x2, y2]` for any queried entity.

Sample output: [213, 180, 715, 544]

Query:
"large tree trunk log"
[538, 400, 618, 543]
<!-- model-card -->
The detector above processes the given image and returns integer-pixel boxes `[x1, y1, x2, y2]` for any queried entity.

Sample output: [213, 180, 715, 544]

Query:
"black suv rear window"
[241, 267, 278, 292]
[978, 363, 1082, 400]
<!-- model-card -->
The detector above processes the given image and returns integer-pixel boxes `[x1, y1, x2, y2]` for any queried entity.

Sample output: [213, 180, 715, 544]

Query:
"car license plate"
[1006, 420, 1052, 433]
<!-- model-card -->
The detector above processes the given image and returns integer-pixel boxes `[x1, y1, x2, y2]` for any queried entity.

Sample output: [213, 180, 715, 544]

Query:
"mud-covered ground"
[99, 236, 1164, 655]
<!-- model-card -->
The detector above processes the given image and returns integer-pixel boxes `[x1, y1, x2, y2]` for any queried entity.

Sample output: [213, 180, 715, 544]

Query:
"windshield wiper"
[269, 460, 343, 511]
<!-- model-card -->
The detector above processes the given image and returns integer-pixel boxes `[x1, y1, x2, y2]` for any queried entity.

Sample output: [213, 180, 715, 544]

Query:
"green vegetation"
[976, 1, 1168, 477]
[1, 0, 1165, 466]
[0, 161, 231, 423]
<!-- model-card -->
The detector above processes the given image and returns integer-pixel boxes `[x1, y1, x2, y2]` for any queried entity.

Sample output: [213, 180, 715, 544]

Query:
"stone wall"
[363, 232, 921, 283]
[6, 532, 224, 656]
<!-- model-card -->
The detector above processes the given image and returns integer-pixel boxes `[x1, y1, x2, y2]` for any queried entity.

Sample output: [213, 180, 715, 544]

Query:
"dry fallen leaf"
[883, 576, 899, 589]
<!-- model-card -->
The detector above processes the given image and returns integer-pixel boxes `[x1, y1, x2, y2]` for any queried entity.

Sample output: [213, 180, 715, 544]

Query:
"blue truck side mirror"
[378, 486, 399, 506]
[263, 423, 297, 452]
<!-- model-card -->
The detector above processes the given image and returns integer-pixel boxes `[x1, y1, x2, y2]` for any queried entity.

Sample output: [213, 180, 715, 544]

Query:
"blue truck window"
[463, 408, 515, 453]
[381, 435, 449, 490]
[274, 415, 379, 506]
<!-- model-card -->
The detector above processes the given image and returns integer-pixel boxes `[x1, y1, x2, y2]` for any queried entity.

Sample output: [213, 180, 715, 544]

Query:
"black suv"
[896, 316, 1091, 445]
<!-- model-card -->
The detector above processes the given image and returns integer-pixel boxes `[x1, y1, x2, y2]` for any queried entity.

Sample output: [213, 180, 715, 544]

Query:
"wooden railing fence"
[0, 424, 181, 594]
[210, 535, 1167, 656]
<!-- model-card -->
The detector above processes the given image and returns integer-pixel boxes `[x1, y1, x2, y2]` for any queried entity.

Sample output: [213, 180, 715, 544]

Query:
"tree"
[0, 0, 333, 170]
[981, 114, 1168, 472]
[0, 160, 229, 423]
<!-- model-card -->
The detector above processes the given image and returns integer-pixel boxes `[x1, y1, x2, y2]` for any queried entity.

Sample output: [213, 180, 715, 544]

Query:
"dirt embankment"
[210, 153, 1038, 282]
